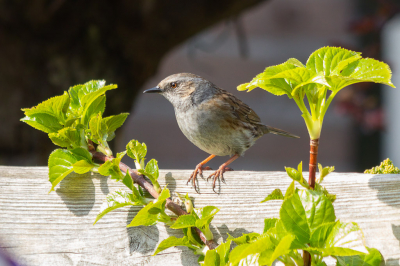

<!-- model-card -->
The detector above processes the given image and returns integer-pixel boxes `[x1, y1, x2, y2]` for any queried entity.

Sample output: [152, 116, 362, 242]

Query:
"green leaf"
[48, 149, 77, 193]
[98, 152, 125, 181]
[204, 249, 220, 266]
[285, 162, 308, 188]
[264, 218, 278, 233]
[286, 58, 305, 68]
[239, 61, 298, 96]
[341, 58, 395, 87]
[258, 234, 295, 266]
[153, 236, 196, 256]
[122, 172, 134, 191]
[70, 147, 92, 162]
[284, 181, 296, 199]
[195, 206, 219, 229]
[89, 114, 108, 145]
[336, 247, 382, 266]
[81, 95, 106, 126]
[306, 46, 361, 76]
[72, 160, 95, 174]
[21, 113, 63, 133]
[215, 239, 231, 266]
[126, 140, 147, 165]
[227, 232, 260, 245]
[229, 234, 274, 266]
[138, 159, 159, 184]
[69, 80, 106, 110]
[280, 193, 310, 243]
[261, 189, 284, 202]
[323, 221, 368, 256]
[327, 58, 395, 93]
[318, 164, 335, 183]
[265, 68, 330, 96]
[103, 113, 129, 133]
[94, 189, 143, 224]
[298, 189, 336, 231]
[48, 127, 82, 149]
[22, 92, 70, 124]
[127, 187, 171, 227]
[170, 214, 197, 229]
[280, 190, 335, 244]
[310, 222, 337, 248]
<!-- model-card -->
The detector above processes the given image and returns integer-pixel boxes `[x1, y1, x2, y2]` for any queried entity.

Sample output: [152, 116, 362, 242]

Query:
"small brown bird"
[144, 73, 299, 192]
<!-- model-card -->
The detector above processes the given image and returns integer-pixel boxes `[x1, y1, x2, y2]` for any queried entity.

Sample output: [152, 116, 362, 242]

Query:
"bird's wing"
[216, 89, 263, 126]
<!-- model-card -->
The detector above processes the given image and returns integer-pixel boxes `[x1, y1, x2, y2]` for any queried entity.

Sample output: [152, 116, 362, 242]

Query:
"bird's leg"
[208, 154, 239, 193]
[187, 154, 216, 193]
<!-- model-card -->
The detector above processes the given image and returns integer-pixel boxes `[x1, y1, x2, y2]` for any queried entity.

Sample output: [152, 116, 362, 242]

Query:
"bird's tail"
[263, 125, 300, 138]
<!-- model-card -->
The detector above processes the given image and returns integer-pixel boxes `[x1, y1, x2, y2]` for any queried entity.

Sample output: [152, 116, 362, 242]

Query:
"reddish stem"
[304, 138, 320, 266]
[308, 139, 319, 189]
[91, 151, 218, 250]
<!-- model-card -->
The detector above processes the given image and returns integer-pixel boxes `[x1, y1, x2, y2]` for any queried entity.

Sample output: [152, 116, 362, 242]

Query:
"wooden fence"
[0, 166, 399, 266]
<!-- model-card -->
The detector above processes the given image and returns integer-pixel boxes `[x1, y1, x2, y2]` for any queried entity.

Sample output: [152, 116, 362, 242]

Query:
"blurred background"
[2, 0, 400, 172]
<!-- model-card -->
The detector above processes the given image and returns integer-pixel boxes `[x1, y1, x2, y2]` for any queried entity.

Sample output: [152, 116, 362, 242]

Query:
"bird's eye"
[171, 82, 177, 88]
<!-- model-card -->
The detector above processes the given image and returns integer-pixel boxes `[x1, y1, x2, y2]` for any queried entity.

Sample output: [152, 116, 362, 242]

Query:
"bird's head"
[144, 73, 215, 107]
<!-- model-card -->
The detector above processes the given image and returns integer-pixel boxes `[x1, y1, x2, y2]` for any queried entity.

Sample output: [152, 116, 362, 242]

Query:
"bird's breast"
[174, 105, 259, 156]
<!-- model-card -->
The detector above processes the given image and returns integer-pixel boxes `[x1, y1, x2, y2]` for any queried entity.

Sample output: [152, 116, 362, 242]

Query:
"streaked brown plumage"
[144, 73, 299, 193]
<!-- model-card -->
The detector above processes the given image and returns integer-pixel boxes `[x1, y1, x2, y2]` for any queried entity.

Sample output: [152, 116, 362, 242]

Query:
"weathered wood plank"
[0, 166, 399, 266]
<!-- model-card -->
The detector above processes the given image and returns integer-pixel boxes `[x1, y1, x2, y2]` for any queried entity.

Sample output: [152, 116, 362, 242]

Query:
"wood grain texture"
[0, 166, 399, 266]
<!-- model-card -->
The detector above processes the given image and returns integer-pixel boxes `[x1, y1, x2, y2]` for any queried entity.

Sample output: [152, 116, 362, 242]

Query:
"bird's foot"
[207, 165, 231, 193]
[187, 164, 212, 193]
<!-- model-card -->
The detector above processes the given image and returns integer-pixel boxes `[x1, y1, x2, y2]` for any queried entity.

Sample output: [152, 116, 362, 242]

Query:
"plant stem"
[308, 138, 319, 189]
[303, 251, 311, 266]
[303, 138, 320, 266]
[91, 151, 218, 250]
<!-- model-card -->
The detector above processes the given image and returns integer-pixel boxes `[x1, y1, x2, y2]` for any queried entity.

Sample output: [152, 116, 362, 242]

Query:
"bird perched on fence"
[144, 73, 299, 193]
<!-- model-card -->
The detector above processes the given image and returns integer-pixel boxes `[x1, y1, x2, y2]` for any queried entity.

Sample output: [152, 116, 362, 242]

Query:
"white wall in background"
[383, 14, 400, 166]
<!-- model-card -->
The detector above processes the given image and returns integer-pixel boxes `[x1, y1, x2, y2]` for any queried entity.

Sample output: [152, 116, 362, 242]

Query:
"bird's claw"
[207, 166, 230, 193]
[187, 164, 212, 193]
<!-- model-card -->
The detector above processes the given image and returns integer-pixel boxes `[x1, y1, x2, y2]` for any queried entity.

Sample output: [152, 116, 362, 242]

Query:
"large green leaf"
[22, 92, 70, 124]
[310, 222, 337, 248]
[280, 193, 310, 243]
[258, 234, 295, 266]
[328, 58, 395, 93]
[48, 149, 77, 193]
[238, 60, 299, 96]
[280, 189, 335, 244]
[153, 236, 197, 256]
[94, 189, 144, 224]
[306, 47, 361, 76]
[297, 189, 336, 230]
[21, 113, 63, 133]
[336, 247, 382, 266]
[229, 234, 275, 266]
[323, 221, 368, 256]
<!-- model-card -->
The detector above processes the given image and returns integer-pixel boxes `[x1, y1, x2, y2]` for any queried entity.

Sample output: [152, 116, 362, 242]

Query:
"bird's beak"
[143, 86, 162, 93]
